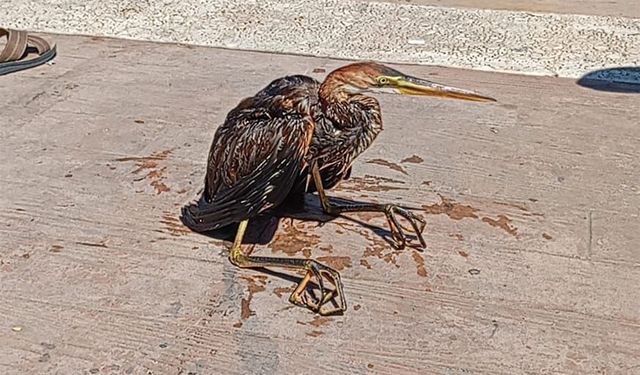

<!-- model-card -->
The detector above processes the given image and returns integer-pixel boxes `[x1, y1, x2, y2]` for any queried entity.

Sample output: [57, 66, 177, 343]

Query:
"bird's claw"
[289, 260, 347, 316]
[383, 204, 427, 250]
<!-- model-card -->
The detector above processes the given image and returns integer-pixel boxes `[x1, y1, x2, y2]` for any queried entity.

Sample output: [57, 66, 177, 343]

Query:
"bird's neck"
[319, 79, 382, 132]
[316, 79, 383, 169]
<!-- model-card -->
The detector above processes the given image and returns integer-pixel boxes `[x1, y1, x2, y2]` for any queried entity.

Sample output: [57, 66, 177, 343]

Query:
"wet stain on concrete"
[318, 244, 334, 254]
[423, 195, 480, 220]
[363, 243, 401, 268]
[151, 180, 171, 194]
[269, 220, 320, 257]
[49, 245, 64, 253]
[422, 195, 527, 237]
[411, 250, 428, 277]
[298, 316, 332, 337]
[338, 174, 408, 193]
[160, 211, 192, 236]
[353, 211, 380, 223]
[338, 221, 403, 268]
[316, 256, 352, 271]
[240, 275, 267, 320]
[333, 199, 420, 262]
[493, 200, 544, 217]
[482, 215, 518, 236]
[75, 241, 108, 248]
[494, 201, 529, 212]
[308, 316, 332, 327]
[273, 286, 295, 298]
[360, 259, 372, 269]
[115, 149, 173, 194]
[401, 155, 424, 164]
[366, 159, 408, 175]
[115, 149, 172, 163]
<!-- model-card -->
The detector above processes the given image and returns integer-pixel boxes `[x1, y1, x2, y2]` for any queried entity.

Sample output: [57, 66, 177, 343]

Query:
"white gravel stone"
[1, 0, 639, 80]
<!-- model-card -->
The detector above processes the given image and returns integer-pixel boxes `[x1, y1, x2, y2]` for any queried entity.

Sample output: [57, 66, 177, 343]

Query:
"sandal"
[0, 28, 57, 76]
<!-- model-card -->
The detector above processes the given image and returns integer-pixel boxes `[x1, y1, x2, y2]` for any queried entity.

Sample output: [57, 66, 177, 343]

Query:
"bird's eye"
[377, 77, 389, 85]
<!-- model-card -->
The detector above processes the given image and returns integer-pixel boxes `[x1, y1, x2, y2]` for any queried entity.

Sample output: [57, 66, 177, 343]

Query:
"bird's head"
[323, 61, 496, 102]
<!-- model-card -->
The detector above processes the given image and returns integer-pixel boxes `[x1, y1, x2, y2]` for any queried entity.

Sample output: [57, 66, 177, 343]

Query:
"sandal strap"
[0, 28, 57, 76]
[0, 28, 28, 63]
[27, 34, 53, 55]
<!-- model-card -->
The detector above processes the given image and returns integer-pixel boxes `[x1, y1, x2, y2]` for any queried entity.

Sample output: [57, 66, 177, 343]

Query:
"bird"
[181, 61, 495, 315]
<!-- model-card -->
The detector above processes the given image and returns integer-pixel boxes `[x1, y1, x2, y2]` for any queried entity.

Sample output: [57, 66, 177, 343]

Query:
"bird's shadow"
[190, 194, 422, 314]
[576, 67, 640, 93]
[191, 194, 418, 249]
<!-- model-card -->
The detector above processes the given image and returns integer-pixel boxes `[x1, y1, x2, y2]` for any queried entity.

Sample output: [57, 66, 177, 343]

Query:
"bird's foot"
[382, 204, 427, 250]
[289, 260, 346, 316]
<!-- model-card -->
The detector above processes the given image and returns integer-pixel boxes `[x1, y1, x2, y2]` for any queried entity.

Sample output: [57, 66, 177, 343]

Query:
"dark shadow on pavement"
[577, 67, 640, 93]
[181, 193, 423, 311]
[182, 193, 423, 248]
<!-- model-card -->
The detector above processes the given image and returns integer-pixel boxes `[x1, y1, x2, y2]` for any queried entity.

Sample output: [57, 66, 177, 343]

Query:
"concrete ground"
[1, 32, 639, 375]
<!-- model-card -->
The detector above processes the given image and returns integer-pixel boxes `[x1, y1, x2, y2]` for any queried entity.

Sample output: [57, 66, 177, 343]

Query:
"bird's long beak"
[395, 75, 496, 102]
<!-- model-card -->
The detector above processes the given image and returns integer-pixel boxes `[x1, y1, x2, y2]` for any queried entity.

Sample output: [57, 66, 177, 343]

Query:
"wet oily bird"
[181, 62, 495, 315]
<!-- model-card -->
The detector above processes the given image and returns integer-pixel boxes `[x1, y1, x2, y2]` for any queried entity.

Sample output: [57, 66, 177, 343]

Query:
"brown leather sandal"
[0, 28, 57, 76]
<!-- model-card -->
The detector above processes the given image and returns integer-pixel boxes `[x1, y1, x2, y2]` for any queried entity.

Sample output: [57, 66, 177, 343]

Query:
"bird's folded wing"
[181, 115, 314, 232]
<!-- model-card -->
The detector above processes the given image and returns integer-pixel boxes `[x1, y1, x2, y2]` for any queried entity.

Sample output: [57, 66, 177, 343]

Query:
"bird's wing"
[181, 94, 315, 232]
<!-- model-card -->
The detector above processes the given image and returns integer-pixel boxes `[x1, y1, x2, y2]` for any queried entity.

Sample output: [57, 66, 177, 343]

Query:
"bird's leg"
[229, 219, 347, 315]
[312, 163, 427, 250]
